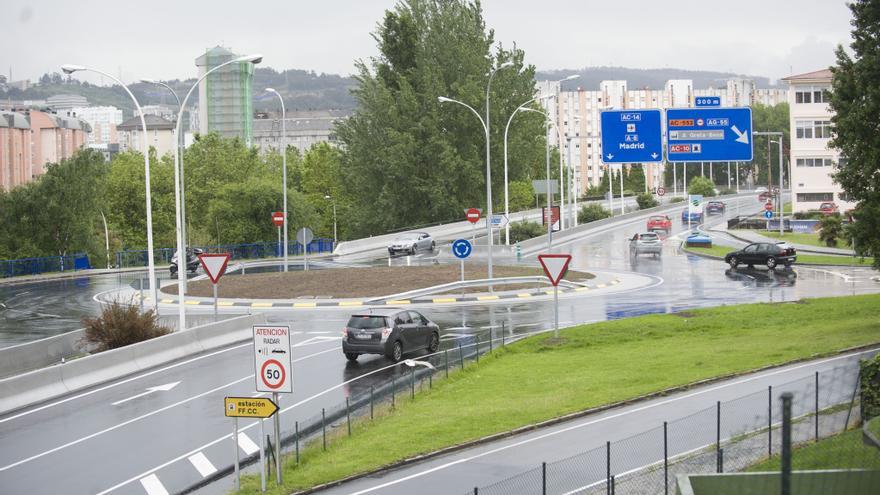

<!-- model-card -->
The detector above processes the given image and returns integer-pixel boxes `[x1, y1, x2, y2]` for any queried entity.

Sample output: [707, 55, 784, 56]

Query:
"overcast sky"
[5, 0, 853, 86]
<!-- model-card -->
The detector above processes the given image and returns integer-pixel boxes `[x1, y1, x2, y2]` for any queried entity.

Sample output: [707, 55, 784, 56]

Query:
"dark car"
[342, 308, 440, 362]
[705, 201, 726, 214]
[724, 242, 797, 270]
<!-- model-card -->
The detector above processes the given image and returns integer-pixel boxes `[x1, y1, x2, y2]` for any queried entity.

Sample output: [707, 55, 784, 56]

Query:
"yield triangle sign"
[198, 253, 231, 284]
[538, 254, 572, 287]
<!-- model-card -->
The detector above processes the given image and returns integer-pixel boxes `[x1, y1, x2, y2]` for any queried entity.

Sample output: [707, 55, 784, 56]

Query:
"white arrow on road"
[404, 359, 436, 370]
[731, 125, 749, 144]
[606, 153, 614, 160]
[112, 381, 181, 406]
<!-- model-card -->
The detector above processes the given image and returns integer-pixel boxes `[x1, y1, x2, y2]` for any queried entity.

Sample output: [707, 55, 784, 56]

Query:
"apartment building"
[29, 110, 90, 177]
[117, 115, 176, 157]
[195, 46, 255, 144]
[782, 69, 856, 214]
[0, 111, 32, 190]
[252, 110, 347, 154]
[71, 106, 123, 147]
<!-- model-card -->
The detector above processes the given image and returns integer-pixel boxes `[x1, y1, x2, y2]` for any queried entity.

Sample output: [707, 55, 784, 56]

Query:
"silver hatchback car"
[388, 232, 435, 256]
[629, 232, 662, 258]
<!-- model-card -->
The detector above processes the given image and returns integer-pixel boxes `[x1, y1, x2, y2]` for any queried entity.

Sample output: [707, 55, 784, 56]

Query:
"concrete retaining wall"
[0, 313, 266, 415]
[0, 329, 91, 379]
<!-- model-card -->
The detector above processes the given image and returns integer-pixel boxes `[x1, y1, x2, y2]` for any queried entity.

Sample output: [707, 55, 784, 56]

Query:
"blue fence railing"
[0, 253, 92, 278]
[114, 239, 335, 269]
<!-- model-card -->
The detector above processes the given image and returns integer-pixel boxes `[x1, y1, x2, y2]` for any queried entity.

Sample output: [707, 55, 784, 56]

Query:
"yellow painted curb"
[217, 301, 234, 306]
[386, 300, 411, 305]
[517, 293, 532, 298]
[432, 298, 457, 304]
[477, 295, 499, 301]
[184, 300, 201, 305]
[338, 301, 363, 306]
[160, 299, 174, 304]
[251, 302, 273, 308]
[294, 302, 317, 308]
[575, 287, 590, 292]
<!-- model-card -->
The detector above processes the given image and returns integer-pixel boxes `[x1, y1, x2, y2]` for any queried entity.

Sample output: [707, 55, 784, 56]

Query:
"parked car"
[756, 187, 768, 194]
[724, 242, 797, 270]
[681, 209, 704, 223]
[647, 215, 672, 233]
[705, 201, 726, 215]
[170, 248, 203, 276]
[819, 202, 839, 215]
[758, 191, 772, 202]
[342, 308, 440, 362]
[387, 232, 435, 256]
[629, 232, 662, 258]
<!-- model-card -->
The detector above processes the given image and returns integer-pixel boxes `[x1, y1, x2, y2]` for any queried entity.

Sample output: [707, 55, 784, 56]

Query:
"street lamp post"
[265, 88, 288, 272]
[324, 195, 337, 245]
[62, 64, 160, 311]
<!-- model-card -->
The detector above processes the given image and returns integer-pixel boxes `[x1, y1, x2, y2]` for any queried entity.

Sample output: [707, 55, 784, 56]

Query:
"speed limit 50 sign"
[253, 325, 293, 393]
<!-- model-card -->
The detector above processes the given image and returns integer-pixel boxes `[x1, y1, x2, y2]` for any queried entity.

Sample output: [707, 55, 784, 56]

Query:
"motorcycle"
[169, 248, 203, 276]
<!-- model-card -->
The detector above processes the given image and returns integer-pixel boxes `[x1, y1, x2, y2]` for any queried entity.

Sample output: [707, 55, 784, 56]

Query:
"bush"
[509, 220, 545, 243]
[861, 354, 880, 422]
[636, 192, 659, 210]
[670, 197, 686, 203]
[82, 301, 171, 352]
[794, 210, 825, 220]
[687, 176, 716, 197]
[818, 214, 843, 247]
[717, 187, 736, 196]
[578, 203, 612, 224]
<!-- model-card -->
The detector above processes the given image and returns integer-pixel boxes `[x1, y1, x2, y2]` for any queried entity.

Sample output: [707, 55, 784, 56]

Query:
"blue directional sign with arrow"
[665, 107, 753, 162]
[451, 239, 472, 259]
[600, 109, 663, 164]
[764, 210, 773, 219]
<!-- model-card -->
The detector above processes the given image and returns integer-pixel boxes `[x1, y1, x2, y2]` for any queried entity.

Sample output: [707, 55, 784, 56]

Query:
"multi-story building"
[253, 110, 348, 154]
[117, 114, 176, 157]
[195, 46, 255, 144]
[29, 110, 90, 177]
[0, 111, 32, 190]
[71, 106, 123, 147]
[782, 69, 855, 214]
[542, 78, 788, 195]
[46, 94, 88, 111]
[140, 104, 176, 121]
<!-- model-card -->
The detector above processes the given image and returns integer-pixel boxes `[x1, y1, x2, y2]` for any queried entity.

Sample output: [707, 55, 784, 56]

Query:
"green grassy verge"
[235, 294, 880, 494]
[683, 244, 874, 267]
[747, 428, 880, 471]
[754, 230, 839, 249]
[869, 417, 880, 441]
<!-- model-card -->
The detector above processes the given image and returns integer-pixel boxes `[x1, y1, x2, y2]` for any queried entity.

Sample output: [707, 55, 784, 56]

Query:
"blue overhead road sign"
[666, 107, 753, 162]
[600, 109, 663, 164]
[695, 96, 721, 107]
[451, 239, 472, 259]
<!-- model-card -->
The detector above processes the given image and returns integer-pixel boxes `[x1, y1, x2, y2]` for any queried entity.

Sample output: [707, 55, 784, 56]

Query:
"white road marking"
[338, 348, 877, 495]
[237, 432, 259, 455]
[0, 346, 339, 473]
[187, 452, 216, 477]
[307, 331, 332, 334]
[517, 323, 542, 328]
[111, 381, 181, 406]
[139, 474, 169, 495]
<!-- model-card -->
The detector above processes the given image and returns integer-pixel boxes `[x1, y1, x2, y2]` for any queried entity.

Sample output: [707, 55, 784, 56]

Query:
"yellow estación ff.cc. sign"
[224, 397, 279, 418]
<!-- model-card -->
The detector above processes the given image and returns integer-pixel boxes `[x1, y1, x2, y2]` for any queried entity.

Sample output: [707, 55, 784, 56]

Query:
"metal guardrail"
[114, 239, 335, 269]
[0, 253, 91, 278]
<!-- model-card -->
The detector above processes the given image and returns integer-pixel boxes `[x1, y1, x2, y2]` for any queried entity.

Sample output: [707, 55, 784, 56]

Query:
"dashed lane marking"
[139, 474, 169, 495]
[187, 452, 217, 477]
[237, 432, 259, 455]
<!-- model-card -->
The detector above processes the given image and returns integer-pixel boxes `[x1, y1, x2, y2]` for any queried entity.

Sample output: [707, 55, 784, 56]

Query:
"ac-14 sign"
[600, 109, 663, 164]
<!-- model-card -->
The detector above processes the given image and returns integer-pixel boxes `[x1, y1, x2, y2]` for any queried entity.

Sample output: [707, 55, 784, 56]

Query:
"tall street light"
[518, 107, 560, 247]
[264, 87, 288, 272]
[324, 195, 337, 246]
[62, 64, 160, 311]
[166, 54, 262, 331]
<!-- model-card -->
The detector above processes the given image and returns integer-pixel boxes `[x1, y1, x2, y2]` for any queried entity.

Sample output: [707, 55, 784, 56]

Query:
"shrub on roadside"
[688, 176, 717, 197]
[509, 221, 545, 243]
[818, 214, 843, 247]
[636, 192, 659, 210]
[578, 203, 612, 224]
[670, 197, 686, 203]
[82, 301, 171, 352]
[717, 187, 736, 196]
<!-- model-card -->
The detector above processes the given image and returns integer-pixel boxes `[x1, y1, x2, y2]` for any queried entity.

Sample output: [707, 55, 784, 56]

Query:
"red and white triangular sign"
[538, 254, 572, 287]
[198, 253, 231, 284]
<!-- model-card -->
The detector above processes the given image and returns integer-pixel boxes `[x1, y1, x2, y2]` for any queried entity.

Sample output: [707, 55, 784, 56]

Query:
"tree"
[751, 102, 791, 186]
[688, 176, 716, 197]
[336, 0, 546, 237]
[578, 203, 611, 223]
[636, 192, 658, 210]
[506, 180, 534, 212]
[818, 214, 843, 247]
[829, 0, 880, 268]
[300, 143, 348, 239]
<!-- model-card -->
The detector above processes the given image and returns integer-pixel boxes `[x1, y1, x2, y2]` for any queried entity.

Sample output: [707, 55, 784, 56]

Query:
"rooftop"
[781, 69, 833, 84]
[117, 114, 175, 131]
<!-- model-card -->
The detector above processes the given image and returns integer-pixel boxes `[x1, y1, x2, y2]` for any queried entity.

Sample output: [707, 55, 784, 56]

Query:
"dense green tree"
[506, 180, 535, 212]
[688, 176, 716, 197]
[829, 0, 880, 268]
[336, 0, 547, 237]
[751, 102, 790, 187]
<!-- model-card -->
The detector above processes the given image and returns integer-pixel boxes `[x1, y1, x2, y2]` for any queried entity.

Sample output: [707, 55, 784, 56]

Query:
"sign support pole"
[277, 226, 281, 258]
[273, 392, 282, 484]
[553, 285, 559, 338]
[233, 417, 240, 491]
[304, 241, 309, 271]
[619, 165, 625, 215]
[259, 418, 266, 493]
[213, 283, 218, 318]
[673, 162, 677, 198]
[460, 259, 464, 284]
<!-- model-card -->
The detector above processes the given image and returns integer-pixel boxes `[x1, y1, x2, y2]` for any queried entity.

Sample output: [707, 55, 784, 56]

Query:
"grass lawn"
[683, 244, 875, 267]
[236, 294, 880, 494]
[759, 230, 843, 249]
[747, 428, 880, 471]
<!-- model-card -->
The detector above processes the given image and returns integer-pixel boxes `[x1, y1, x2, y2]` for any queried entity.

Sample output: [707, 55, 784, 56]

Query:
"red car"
[647, 215, 672, 233]
[819, 202, 839, 215]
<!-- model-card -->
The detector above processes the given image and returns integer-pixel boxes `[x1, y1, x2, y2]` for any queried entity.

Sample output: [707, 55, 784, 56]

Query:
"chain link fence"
[114, 239, 334, 268]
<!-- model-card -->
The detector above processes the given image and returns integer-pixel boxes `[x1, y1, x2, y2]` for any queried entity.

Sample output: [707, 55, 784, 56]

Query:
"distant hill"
[2, 65, 778, 118]
[537, 67, 780, 91]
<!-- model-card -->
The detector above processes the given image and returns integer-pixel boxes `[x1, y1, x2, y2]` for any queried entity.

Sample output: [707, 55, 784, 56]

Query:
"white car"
[629, 232, 662, 258]
[387, 232, 435, 256]
[756, 186, 768, 193]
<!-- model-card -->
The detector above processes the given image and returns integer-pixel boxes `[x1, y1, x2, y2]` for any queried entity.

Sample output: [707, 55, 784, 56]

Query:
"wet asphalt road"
[0, 193, 877, 495]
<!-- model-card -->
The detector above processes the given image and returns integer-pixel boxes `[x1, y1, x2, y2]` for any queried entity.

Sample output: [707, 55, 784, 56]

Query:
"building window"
[795, 88, 830, 104]
[796, 192, 834, 202]
[795, 157, 834, 167]
[795, 120, 831, 139]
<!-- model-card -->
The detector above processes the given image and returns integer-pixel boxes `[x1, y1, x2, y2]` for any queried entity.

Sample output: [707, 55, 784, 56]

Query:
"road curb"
[286, 342, 880, 495]
[680, 244, 868, 267]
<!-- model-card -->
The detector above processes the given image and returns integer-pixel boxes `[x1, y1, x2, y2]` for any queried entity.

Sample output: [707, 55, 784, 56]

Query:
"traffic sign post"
[537, 254, 572, 338]
[452, 239, 472, 285]
[225, 396, 279, 492]
[272, 211, 284, 257]
[765, 201, 774, 211]
[465, 208, 481, 243]
[764, 210, 773, 219]
[600, 110, 663, 164]
[297, 227, 314, 271]
[253, 325, 292, 485]
[198, 253, 231, 317]
[666, 107, 754, 162]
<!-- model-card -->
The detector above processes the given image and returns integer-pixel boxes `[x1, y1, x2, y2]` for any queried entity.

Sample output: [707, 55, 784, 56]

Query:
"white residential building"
[252, 110, 348, 154]
[782, 69, 856, 214]
[140, 104, 176, 121]
[117, 114, 176, 158]
[71, 106, 123, 146]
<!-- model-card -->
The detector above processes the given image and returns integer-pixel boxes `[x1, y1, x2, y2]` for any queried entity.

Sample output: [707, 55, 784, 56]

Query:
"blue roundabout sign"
[451, 239, 472, 259]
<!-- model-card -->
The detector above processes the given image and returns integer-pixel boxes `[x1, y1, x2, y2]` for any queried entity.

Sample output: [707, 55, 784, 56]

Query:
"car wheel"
[766, 256, 777, 270]
[430, 241, 436, 251]
[427, 332, 440, 353]
[345, 353, 359, 362]
[728, 256, 738, 268]
[388, 341, 403, 362]
[411, 244, 417, 255]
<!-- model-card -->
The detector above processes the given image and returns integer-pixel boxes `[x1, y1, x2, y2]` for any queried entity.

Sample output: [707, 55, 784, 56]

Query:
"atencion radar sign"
[253, 325, 293, 393]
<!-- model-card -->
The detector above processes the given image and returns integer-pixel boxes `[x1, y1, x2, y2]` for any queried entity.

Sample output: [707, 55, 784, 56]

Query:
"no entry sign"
[466, 208, 481, 224]
[253, 325, 293, 393]
[272, 211, 284, 227]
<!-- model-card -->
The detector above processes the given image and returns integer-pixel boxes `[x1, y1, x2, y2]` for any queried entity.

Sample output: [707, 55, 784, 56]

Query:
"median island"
[162, 264, 595, 299]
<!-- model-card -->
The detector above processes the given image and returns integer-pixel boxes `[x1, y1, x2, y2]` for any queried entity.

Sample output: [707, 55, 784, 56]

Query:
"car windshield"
[394, 234, 419, 242]
[820, 203, 834, 209]
[347, 316, 388, 329]
[649, 216, 665, 221]
[640, 233, 659, 240]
